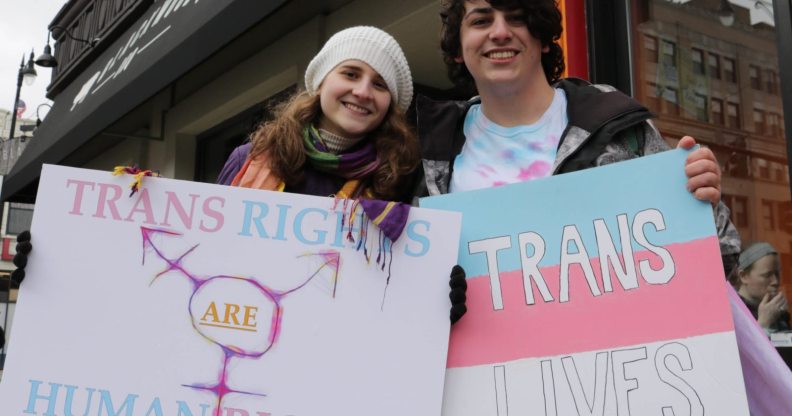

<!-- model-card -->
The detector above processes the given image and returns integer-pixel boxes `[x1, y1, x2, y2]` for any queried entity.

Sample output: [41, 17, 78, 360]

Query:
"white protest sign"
[422, 149, 749, 415]
[0, 164, 461, 416]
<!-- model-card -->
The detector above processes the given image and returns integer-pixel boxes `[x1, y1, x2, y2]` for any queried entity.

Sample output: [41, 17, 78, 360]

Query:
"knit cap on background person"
[739, 242, 777, 271]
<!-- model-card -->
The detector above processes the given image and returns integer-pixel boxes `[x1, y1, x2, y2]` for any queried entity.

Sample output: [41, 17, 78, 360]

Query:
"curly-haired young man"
[416, 0, 740, 264]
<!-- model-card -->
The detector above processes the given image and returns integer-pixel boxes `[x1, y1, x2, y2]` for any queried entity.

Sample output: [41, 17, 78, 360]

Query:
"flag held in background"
[15, 99, 26, 118]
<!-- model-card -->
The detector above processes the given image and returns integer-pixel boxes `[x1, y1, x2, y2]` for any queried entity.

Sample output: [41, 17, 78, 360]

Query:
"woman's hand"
[450, 265, 467, 324]
[10, 231, 32, 285]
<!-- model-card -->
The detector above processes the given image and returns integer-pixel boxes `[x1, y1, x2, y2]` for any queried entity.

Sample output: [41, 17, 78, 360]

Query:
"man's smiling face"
[455, 0, 549, 92]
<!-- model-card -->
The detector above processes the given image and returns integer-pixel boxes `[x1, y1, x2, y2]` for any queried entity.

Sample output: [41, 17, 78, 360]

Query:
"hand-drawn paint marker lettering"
[518, 345, 702, 415]
[140, 226, 341, 416]
[470, 209, 676, 311]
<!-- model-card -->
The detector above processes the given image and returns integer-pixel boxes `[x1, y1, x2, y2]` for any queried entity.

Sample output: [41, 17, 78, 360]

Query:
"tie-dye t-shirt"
[449, 88, 568, 193]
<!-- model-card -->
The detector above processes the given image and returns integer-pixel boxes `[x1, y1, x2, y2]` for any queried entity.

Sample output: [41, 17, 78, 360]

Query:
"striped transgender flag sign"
[422, 149, 752, 416]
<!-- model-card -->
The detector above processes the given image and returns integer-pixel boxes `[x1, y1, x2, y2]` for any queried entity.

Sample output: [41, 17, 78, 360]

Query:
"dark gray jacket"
[414, 78, 741, 262]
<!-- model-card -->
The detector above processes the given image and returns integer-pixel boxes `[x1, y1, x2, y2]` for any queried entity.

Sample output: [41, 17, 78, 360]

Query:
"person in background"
[734, 242, 790, 333]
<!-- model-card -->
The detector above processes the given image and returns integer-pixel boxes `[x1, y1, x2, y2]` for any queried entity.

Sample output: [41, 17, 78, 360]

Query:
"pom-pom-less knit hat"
[304, 26, 413, 113]
[739, 242, 778, 271]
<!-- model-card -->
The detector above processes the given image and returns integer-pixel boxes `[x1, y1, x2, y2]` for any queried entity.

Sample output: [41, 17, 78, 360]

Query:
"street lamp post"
[719, 0, 735, 27]
[35, 103, 52, 127]
[35, 26, 100, 68]
[754, 0, 773, 16]
[7, 51, 37, 142]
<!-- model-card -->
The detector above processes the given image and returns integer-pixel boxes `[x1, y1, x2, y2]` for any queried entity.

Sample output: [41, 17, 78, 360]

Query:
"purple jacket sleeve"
[728, 284, 792, 415]
[216, 143, 251, 185]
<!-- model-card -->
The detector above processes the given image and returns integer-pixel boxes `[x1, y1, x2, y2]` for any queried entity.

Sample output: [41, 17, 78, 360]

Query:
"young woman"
[217, 26, 417, 203]
[216, 26, 467, 322]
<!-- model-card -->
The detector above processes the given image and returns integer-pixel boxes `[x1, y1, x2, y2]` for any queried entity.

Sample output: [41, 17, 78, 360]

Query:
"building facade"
[630, 0, 790, 289]
[0, 0, 592, 204]
[0, 110, 34, 176]
[0, 0, 791, 361]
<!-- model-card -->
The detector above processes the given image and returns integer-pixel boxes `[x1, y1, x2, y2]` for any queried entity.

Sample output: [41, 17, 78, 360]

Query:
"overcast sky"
[0, 0, 68, 124]
[675, 0, 775, 25]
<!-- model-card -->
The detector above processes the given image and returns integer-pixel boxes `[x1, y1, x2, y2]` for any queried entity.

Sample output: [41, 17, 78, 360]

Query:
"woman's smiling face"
[317, 60, 392, 139]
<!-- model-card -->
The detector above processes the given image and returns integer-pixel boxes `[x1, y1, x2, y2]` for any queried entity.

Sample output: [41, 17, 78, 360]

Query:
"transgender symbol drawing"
[140, 226, 341, 416]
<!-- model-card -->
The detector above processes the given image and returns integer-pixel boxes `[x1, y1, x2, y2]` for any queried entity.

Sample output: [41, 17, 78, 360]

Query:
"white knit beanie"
[304, 26, 414, 113]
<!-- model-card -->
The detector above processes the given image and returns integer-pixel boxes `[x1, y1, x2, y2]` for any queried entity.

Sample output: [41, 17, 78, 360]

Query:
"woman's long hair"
[248, 90, 419, 200]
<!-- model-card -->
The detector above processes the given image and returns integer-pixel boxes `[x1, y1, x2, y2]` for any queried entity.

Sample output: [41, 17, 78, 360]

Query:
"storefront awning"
[2, 0, 289, 202]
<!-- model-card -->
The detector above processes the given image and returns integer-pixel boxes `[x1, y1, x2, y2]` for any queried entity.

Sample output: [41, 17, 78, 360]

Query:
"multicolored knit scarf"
[305, 124, 409, 294]
[302, 125, 380, 180]
[232, 126, 412, 307]
[333, 192, 410, 307]
[302, 125, 408, 240]
[112, 165, 160, 197]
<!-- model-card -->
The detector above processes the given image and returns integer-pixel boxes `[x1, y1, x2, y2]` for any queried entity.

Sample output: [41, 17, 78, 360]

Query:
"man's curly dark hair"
[439, 0, 565, 93]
